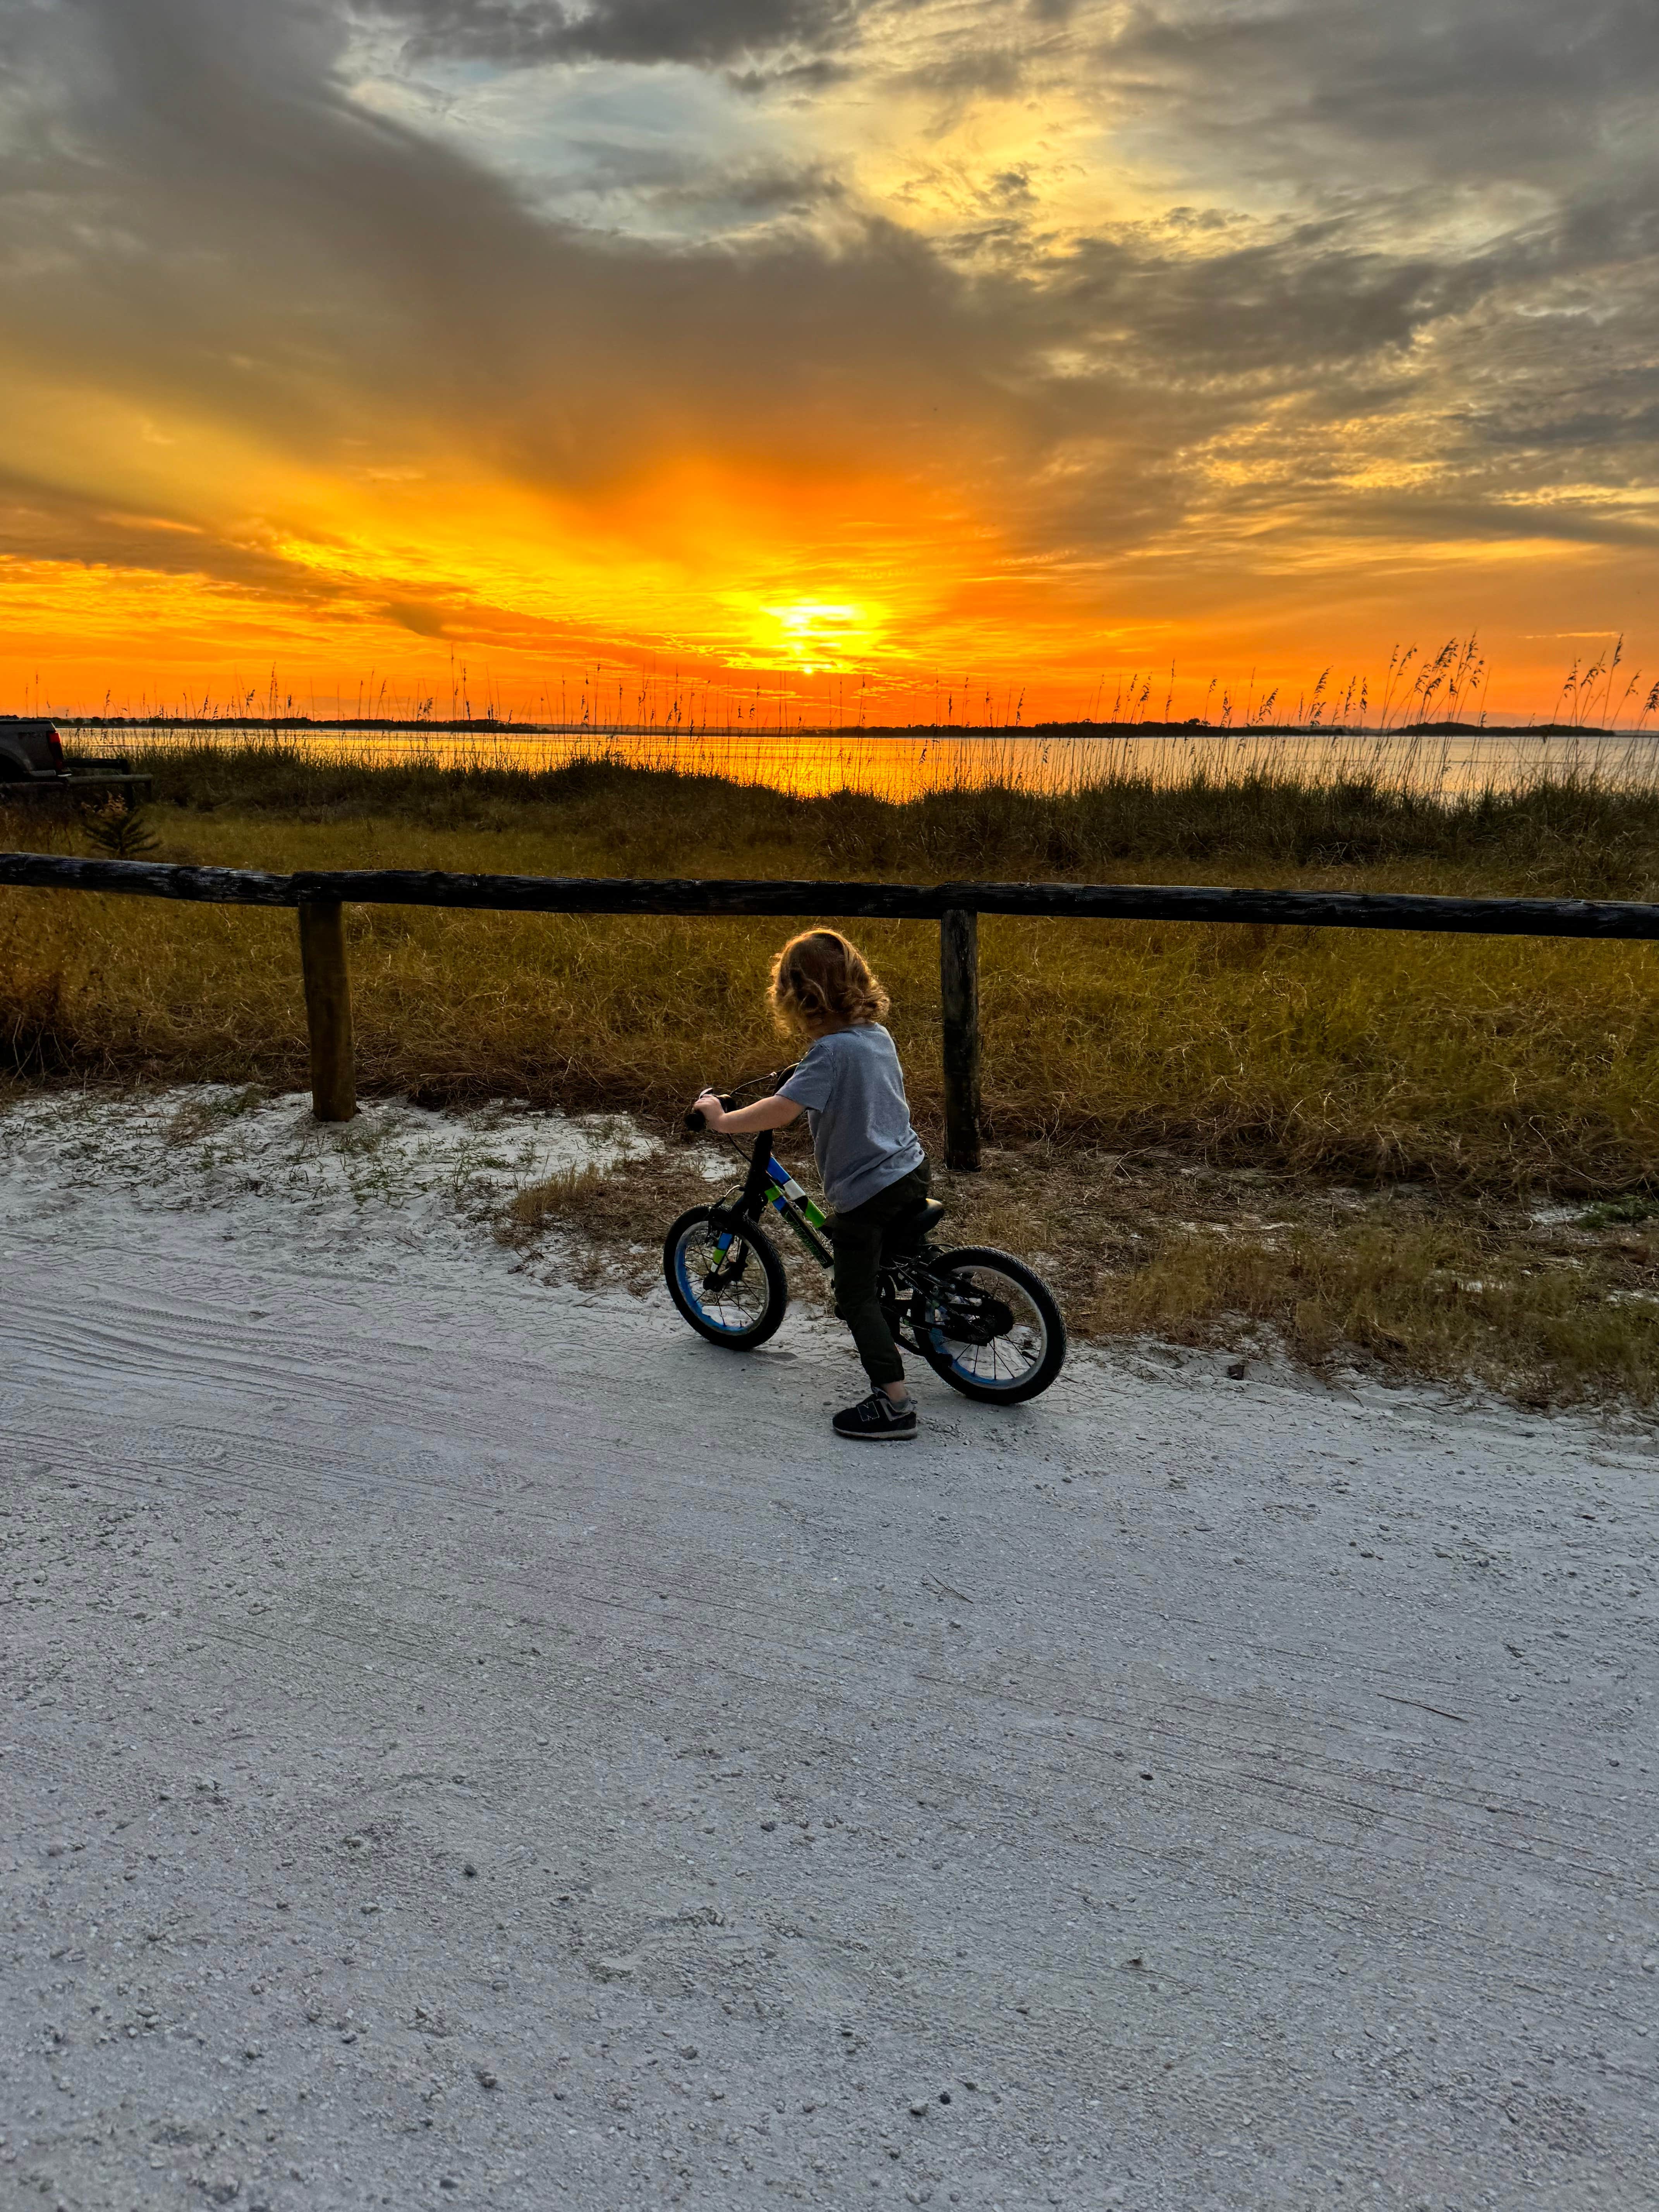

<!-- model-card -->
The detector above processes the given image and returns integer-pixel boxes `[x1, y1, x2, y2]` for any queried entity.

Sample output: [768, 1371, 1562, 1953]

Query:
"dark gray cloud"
[637, 158, 848, 220]
[1101, 0, 1659, 184]
[725, 55, 857, 96]
[0, 0, 1047, 613]
[1049, 227, 1496, 375]
[0, 467, 337, 603]
[0, 0, 1655, 649]
[366, 0, 866, 69]
[895, 41, 1027, 99]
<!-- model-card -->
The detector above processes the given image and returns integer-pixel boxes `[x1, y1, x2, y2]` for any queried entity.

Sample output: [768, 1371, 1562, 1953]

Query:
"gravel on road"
[2, 1091, 1655, 2209]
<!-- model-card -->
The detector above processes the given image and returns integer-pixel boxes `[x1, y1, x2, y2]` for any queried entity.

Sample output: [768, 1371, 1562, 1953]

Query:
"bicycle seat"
[885, 1196, 946, 1251]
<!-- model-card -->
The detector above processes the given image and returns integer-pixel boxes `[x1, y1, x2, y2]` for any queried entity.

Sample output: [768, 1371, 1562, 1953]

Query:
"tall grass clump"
[63, 706, 1659, 817]
[112, 736, 1659, 897]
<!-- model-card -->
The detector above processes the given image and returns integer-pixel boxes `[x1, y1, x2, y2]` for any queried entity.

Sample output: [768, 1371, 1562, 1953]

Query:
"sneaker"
[832, 1390, 917, 1442]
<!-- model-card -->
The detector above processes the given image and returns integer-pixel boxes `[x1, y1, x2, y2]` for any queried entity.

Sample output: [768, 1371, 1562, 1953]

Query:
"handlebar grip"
[685, 1091, 738, 1134]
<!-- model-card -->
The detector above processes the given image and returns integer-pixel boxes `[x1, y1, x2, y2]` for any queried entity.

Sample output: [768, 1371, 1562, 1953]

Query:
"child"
[692, 929, 929, 1441]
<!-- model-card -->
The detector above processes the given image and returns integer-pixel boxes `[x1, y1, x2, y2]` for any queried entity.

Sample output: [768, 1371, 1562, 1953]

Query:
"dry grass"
[483, 1135, 1659, 1408]
[499, 1151, 705, 1293]
[497, 1131, 842, 1304]
[921, 1146, 1659, 1406]
[6, 751, 1659, 1403]
[113, 735, 1659, 891]
[4, 805, 1653, 1194]
[1088, 1209, 1659, 1407]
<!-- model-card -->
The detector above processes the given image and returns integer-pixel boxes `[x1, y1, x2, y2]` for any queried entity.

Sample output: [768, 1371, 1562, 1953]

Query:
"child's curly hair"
[769, 929, 890, 1034]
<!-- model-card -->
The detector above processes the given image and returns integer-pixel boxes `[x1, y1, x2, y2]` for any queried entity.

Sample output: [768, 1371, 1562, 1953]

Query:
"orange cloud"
[1, 0, 1654, 726]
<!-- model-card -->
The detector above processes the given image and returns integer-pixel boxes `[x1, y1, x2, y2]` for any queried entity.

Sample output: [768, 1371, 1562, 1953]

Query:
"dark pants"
[826, 1162, 932, 1389]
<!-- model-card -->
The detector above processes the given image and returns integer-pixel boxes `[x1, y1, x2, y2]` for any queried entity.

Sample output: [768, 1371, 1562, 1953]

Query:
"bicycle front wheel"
[663, 1207, 788, 1350]
[914, 1246, 1066, 1403]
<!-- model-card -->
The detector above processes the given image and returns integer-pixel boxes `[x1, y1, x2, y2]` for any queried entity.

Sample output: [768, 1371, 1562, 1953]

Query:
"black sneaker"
[832, 1390, 917, 1442]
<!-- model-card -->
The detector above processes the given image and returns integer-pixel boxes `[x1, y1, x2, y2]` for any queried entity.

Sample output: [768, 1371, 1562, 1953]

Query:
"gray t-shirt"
[779, 1024, 926, 1214]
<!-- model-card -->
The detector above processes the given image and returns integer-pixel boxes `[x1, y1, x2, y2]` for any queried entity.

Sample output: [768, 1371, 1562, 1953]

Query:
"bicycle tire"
[913, 1245, 1066, 1403]
[663, 1207, 788, 1350]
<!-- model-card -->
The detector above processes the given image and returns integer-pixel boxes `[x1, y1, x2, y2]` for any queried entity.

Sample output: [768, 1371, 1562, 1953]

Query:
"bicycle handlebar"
[683, 1093, 736, 1133]
[683, 1064, 797, 1134]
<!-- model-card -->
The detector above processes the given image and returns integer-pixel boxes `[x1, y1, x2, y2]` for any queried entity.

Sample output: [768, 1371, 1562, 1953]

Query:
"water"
[81, 721, 1659, 802]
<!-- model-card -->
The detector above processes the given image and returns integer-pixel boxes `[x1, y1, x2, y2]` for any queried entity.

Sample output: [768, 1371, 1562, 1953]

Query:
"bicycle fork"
[712, 1149, 833, 1269]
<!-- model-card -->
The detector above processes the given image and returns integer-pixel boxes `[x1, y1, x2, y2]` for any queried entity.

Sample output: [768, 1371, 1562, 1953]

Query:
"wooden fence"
[6, 849, 1659, 1171]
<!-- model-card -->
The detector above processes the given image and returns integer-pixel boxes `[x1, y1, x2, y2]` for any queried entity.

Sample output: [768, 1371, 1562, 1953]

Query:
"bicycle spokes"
[676, 1221, 770, 1334]
[922, 1262, 1051, 1390]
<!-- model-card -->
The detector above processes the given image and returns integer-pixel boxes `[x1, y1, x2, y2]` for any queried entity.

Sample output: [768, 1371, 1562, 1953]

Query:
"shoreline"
[48, 715, 1642, 738]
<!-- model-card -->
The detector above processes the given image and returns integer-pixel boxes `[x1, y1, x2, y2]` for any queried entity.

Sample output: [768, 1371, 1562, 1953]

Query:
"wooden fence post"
[939, 905, 982, 1172]
[297, 898, 357, 1122]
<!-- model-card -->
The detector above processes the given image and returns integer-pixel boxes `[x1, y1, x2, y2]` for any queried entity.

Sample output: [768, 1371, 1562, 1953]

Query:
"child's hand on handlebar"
[687, 1085, 804, 1137]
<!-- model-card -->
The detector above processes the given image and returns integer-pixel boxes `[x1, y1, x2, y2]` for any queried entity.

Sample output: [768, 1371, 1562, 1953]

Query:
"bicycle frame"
[679, 1072, 1063, 1398]
[713, 1123, 833, 1268]
[707, 1120, 961, 1359]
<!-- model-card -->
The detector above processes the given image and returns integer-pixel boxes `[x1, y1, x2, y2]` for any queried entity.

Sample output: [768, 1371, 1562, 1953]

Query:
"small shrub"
[1577, 1195, 1659, 1229]
[79, 795, 159, 860]
[505, 1164, 613, 1238]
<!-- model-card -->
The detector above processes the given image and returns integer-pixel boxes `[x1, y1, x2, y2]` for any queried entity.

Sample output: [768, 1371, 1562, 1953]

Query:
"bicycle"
[663, 1070, 1066, 1404]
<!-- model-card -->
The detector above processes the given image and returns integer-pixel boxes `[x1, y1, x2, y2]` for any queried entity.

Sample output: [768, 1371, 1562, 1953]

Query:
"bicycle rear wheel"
[664, 1207, 788, 1350]
[914, 1246, 1066, 1403]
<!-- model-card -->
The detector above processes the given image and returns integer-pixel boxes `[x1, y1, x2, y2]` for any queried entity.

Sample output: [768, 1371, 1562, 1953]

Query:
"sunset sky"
[1, 0, 1654, 724]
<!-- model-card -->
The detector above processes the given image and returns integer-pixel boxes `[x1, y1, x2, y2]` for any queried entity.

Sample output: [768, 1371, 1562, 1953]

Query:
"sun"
[752, 598, 876, 672]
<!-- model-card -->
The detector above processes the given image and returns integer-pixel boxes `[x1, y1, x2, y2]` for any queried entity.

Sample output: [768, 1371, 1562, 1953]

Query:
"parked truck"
[0, 717, 153, 803]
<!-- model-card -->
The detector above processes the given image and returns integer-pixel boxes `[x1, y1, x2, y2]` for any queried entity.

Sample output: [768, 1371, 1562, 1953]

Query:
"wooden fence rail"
[7, 849, 1658, 1171]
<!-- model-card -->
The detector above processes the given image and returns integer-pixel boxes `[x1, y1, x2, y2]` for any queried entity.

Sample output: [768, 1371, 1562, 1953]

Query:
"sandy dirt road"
[2, 1095, 1656, 2209]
